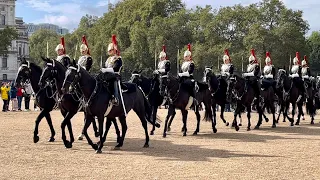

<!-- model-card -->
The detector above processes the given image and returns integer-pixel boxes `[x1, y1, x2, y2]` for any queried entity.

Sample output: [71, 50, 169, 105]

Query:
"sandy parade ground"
[0, 99, 320, 180]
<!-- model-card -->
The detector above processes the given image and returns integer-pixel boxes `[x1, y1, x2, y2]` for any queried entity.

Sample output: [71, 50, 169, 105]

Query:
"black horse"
[62, 61, 160, 153]
[159, 73, 212, 137]
[303, 77, 316, 124]
[14, 58, 56, 143]
[130, 70, 175, 135]
[260, 77, 277, 128]
[227, 74, 263, 131]
[38, 58, 120, 148]
[276, 69, 303, 126]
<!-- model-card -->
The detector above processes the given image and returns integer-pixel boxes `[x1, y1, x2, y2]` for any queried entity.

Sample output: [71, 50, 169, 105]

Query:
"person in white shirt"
[78, 35, 93, 71]
[55, 37, 71, 67]
[220, 49, 234, 77]
[154, 45, 170, 75]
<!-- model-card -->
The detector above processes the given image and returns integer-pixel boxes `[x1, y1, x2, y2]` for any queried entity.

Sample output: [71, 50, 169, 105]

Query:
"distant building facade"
[0, 0, 29, 81]
[26, 23, 69, 37]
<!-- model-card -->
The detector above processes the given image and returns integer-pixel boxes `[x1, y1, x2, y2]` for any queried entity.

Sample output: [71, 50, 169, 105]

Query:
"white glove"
[158, 69, 166, 73]
[153, 70, 159, 74]
[178, 72, 190, 77]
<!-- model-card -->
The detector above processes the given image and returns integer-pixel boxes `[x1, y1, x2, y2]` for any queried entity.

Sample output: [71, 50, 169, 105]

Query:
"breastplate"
[105, 56, 117, 68]
[301, 67, 308, 76]
[221, 64, 230, 73]
[247, 64, 256, 73]
[291, 65, 299, 74]
[78, 56, 87, 67]
[263, 65, 272, 75]
[158, 60, 169, 70]
[181, 61, 191, 72]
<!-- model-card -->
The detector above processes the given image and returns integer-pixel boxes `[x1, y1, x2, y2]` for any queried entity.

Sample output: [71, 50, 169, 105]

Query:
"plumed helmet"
[265, 51, 271, 64]
[249, 49, 257, 63]
[223, 49, 230, 63]
[184, 43, 192, 58]
[301, 55, 307, 66]
[80, 35, 90, 55]
[108, 34, 119, 55]
[293, 52, 300, 65]
[55, 37, 65, 53]
[159, 45, 167, 59]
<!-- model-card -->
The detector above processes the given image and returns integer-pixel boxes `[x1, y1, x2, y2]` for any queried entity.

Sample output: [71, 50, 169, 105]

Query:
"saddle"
[122, 82, 136, 93]
[261, 78, 275, 91]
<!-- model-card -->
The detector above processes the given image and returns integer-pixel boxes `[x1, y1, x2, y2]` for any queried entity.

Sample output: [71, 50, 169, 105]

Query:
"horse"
[260, 77, 277, 128]
[14, 58, 56, 143]
[62, 60, 160, 153]
[38, 58, 120, 148]
[276, 69, 303, 126]
[303, 77, 316, 124]
[159, 73, 212, 137]
[226, 73, 263, 131]
[203, 67, 231, 127]
[130, 70, 176, 135]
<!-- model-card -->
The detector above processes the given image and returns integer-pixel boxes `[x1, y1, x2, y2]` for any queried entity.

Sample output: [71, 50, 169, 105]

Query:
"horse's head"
[203, 66, 213, 83]
[130, 70, 142, 85]
[276, 69, 287, 89]
[159, 74, 169, 96]
[15, 57, 31, 87]
[62, 60, 81, 94]
[38, 57, 57, 88]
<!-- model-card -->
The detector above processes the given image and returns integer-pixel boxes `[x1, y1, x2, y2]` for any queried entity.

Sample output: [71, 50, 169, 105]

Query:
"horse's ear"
[138, 70, 142, 74]
[72, 59, 76, 66]
[210, 66, 213, 69]
[41, 56, 47, 62]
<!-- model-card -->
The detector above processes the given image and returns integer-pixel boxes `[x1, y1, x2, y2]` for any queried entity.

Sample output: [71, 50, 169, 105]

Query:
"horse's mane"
[29, 62, 42, 73]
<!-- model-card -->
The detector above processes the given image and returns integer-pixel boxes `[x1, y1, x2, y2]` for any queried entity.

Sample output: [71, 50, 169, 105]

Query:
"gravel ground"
[0, 100, 320, 180]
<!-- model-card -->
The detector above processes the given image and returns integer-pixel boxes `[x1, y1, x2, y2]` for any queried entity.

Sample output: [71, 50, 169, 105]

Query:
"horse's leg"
[181, 109, 188, 136]
[310, 101, 315, 124]
[220, 104, 229, 126]
[96, 117, 112, 153]
[33, 110, 47, 143]
[115, 116, 127, 149]
[246, 106, 252, 131]
[271, 102, 277, 128]
[95, 115, 105, 154]
[163, 105, 174, 138]
[150, 106, 157, 135]
[167, 109, 176, 132]
[82, 115, 98, 151]
[232, 105, 240, 131]
[296, 103, 303, 125]
[92, 117, 99, 137]
[193, 105, 201, 135]
[61, 111, 76, 148]
[43, 110, 55, 142]
[290, 103, 296, 126]
[78, 116, 86, 140]
[238, 113, 242, 126]
[136, 109, 150, 148]
[111, 118, 121, 143]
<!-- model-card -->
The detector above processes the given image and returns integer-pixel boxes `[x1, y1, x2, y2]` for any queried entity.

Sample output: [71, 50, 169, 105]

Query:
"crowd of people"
[0, 81, 37, 112]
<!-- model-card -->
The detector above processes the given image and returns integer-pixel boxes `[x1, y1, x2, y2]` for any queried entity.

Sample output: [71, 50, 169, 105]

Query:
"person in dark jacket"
[17, 86, 23, 111]
[10, 82, 18, 111]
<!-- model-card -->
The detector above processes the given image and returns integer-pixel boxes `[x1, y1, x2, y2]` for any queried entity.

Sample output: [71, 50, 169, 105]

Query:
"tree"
[0, 27, 18, 55]
[307, 31, 320, 73]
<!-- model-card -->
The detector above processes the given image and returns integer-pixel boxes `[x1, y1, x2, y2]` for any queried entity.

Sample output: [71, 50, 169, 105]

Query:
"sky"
[16, 0, 320, 34]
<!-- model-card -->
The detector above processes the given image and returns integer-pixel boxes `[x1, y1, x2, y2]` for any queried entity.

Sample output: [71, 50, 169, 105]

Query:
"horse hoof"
[311, 121, 314, 125]
[235, 126, 240, 131]
[231, 123, 235, 127]
[239, 124, 242, 126]
[276, 120, 279, 124]
[225, 122, 230, 126]
[163, 134, 167, 138]
[117, 137, 122, 143]
[33, 135, 39, 143]
[302, 117, 305, 120]
[64, 141, 72, 149]
[254, 126, 259, 130]
[272, 125, 276, 128]
[95, 132, 99, 138]
[290, 123, 294, 127]
[247, 127, 251, 131]
[193, 131, 198, 135]
[48, 137, 55, 142]
[95, 150, 102, 154]
[150, 131, 154, 135]
[265, 118, 269, 122]
[283, 120, 286, 122]
[183, 133, 187, 136]
[295, 122, 300, 126]
[92, 144, 98, 151]
[143, 144, 149, 148]
[155, 123, 161, 128]
[78, 136, 83, 141]
[213, 129, 217, 133]
[181, 128, 184, 132]
[167, 127, 171, 132]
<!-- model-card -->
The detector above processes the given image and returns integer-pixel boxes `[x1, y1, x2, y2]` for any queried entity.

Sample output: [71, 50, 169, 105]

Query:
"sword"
[117, 80, 127, 117]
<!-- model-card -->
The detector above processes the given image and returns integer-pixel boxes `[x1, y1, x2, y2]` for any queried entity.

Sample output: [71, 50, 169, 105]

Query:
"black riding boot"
[253, 80, 262, 107]
[113, 81, 120, 106]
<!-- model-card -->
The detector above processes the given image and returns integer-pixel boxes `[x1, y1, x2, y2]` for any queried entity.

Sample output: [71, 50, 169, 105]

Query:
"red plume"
[187, 43, 192, 60]
[250, 49, 258, 63]
[296, 52, 300, 65]
[111, 34, 120, 56]
[162, 45, 167, 60]
[304, 55, 308, 65]
[224, 49, 231, 62]
[82, 35, 90, 55]
[266, 51, 271, 64]
[60, 37, 66, 54]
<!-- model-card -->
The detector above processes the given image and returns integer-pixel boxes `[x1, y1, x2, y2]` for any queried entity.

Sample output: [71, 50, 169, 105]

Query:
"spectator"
[10, 82, 18, 111]
[1, 83, 10, 112]
[225, 103, 231, 112]
[24, 81, 33, 111]
[6, 82, 11, 111]
[17, 86, 23, 111]
[32, 92, 39, 111]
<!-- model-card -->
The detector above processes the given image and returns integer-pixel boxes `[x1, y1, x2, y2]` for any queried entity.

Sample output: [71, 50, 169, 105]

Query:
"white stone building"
[0, 0, 29, 81]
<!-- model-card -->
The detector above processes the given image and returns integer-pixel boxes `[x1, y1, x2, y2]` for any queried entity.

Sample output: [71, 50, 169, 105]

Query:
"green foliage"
[0, 27, 18, 55]
[29, 0, 315, 79]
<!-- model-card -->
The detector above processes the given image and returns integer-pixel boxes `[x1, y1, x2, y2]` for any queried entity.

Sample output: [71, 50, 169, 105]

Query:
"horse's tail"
[203, 103, 213, 122]
[139, 87, 161, 128]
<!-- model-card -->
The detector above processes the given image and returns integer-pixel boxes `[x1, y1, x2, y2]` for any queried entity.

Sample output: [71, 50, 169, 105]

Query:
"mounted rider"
[154, 45, 171, 75]
[55, 37, 71, 67]
[178, 43, 196, 100]
[220, 49, 234, 77]
[101, 34, 126, 106]
[78, 35, 93, 71]
[261, 52, 276, 92]
[243, 49, 261, 102]
[301, 55, 313, 96]
[289, 52, 307, 101]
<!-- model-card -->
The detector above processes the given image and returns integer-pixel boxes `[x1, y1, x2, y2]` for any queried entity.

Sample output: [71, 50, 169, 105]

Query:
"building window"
[2, 57, 7, 68]
[10, 7, 13, 11]
[0, 6, 4, 11]
[19, 47, 21, 55]
[23, 46, 25, 55]
[0, 15, 5, 25]
[3, 74, 7, 80]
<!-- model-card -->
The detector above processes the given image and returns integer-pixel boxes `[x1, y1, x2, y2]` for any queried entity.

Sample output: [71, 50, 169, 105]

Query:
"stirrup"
[112, 97, 119, 106]
[296, 95, 302, 103]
